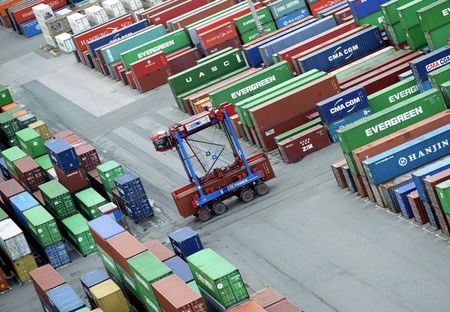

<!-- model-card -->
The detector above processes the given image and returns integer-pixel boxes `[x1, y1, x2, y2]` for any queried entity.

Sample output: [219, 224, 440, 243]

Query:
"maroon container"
[277, 125, 331, 163]
[13, 156, 46, 192]
[53, 130, 73, 139]
[95, 47, 112, 76]
[126, 72, 137, 90]
[54, 165, 89, 193]
[148, 0, 210, 26]
[407, 191, 429, 225]
[29, 264, 65, 307]
[250, 75, 340, 151]
[168, 47, 202, 76]
[199, 22, 238, 50]
[350, 171, 367, 198]
[204, 37, 242, 56]
[361, 174, 375, 202]
[130, 52, 168, 79]
[135, 68, 172, 93]
[424, 168, 450, 235]
[264, 299, 304, 312]
[105, 231, 146, 275]
[250, 287, 285, 309]
[76, 144, 101, 172]
[112, 62, 125, 81]
[119, 69, 129, 85]
[331, 160, 348, 189]
[152, 275, 206, 312]
[0, 179, 25, 209]
[143, 239, 175, 262]
[334, 7, 352, 24]
[229, 301, 266, 312]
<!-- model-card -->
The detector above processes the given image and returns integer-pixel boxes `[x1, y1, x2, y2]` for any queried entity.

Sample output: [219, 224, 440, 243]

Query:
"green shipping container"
[268, 0, 306, 20]
[381, 0, 412, 25]
[274, 118, 321, 143]
[209, 61, 293, 108]
[187, 248, 249, 308]
[368, 77, 420, 112]
[15, 128, 46, 158]
[0, 207, 8, 221]
[442, 81, 450, 106]
[337, 89, 447, 171]
[428, 63, 450, 90]
[188, 280, 201, 296]
[436, 180, 450, 214]
[234, 7, 273, 34]
[417, 0, 450, 32]
[128, 251, 172, 312]
[121, 29, 191, 71]
[97, 245, 121, 280]
[62, 214, 96, 256]
[169, 48, 247, 96]
[116, 264, 140, 298]
[356, 10, 385, 30]
[1, 146, 27, 176]
[0, 86, 13, 107]
[386, 22, 407, 45]
[405, 25, 427, 51]
[240, 22, 277, 44]
[75, 188, 107, 220]
[96, 161, 124, 193]
[35, 154, 52, 171]
[0, 112, 19, 146]
[39, 180, 77, 219]
[425, 24, 450, 51]
[23, 205, 62, 247]
[397, 0, 435, 29]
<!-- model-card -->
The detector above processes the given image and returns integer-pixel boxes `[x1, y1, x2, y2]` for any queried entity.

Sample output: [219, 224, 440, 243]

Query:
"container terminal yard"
[0, 0, 450, 311]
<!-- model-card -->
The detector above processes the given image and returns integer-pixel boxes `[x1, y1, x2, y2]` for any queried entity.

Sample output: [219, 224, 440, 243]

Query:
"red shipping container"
[112, 62, 125, 81]
[138, 0, 187, 20]
[264, 299, 304, 312]
[53, 129, 73, 139]
[170, 0, 235, 30]
[229, 301, 266, 312]
[29, 265, 65, 307]
[73, 14, 135, 53]
[168, 47, 202, 75]
[278, 20, 358, 71]
[351, 171, 367, 197]
[54, 165, 89, 193]
[199, 22, 238, 50]
[0, 179, 25, 209]
[119, 69, 128, 85]
[361, 174, 375, 202]
[149, 0, 210, 26]
[277, 125, 331, 163]
[135, 68, 172, 93]
[204, 37, 241, 56]
[407, 191, 429, 225]
[105, 231, 146, 275]
[152, 275, 207, 312]
[130, 52, 168, 79]
[126, 71, 137, 89]
[76, 144, 101, 172]
[0, 0, 23, 28]
[334, 8, 353, 24]
[424, 169, 450, 235]
[308, 0, 345, 16]
[13, 156, 46, 192]
[250, 287, 285, 309]
[12, 0, 66, 25]
[143, 239, 175, 262]
[331, 160, 348, 189]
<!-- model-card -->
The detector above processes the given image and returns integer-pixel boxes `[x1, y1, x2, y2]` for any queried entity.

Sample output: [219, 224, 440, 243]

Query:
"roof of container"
[187, 248, 237, 279]
[250, 287, 284, 308]
[0, 179, 24, 197]
[23, 205, 53, 225]
[1, 146, 26, 160]
[90, 279, 121, 300]
[62, 214, 89, 235]
[152, 275, 200, 308]
[15, 127, 39, 141]
[163, 256, 193, 282]
[436, 180, 450, 190]
[75, 188, 106, 206]
[229, 301, 266, 312]
[39, 180, 68, 197]
[44, 139, 72, 153]
[128, 251, 172, 281]
[96, 160, 121, 173]
[106, 231, 146, 260]
[29, 264, 65, 292]
[46, 284, 85, 311]
[10, 191, 39, 211]
[412, 157, 450, 178]
[114, 172, 138, 185]
[88, 215, 124, 239]
[0, 218, 23, 240]
[80, 269, 109, 288]
[143, 239, 175, 261]
[169, 227, 198, 242]
[394, 182, 416, 194]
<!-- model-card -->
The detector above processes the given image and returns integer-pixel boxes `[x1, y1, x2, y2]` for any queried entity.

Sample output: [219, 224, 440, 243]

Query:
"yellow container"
[90, 279, 129, 312]
[12, 254, 37, 283]
[29, 120, 51, 140]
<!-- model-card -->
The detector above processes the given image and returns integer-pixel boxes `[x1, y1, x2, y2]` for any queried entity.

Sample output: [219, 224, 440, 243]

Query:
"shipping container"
[308, 0, 346, 17]
[90, 279, 129, 312]
[348, 0, 389, 19]
[410, 45, 450, 91]
[436, 180, 450, 215]
[274, 117, 321, 143]
[428, 63, 450, 90]
[274, 8, 310, 29]
[0, 218, 31, 260]
[45, 139, 80, 174]
[23, 205, 61, 247]
[368, 76, 419, 112]
[163, 256, 193, 283]
[147, 0, 210, 27]
[397, 0, 434, 29]
[412, 157, 450, 202]
[10, 191, 38, 226]
[187, 249, 248, 308]
[234, 7, 273, 34]
[11, 253, 38, 283]
[44, 241, 70, 269]
[424, 168, 450, 234]
[80, 269, 110, 308]
[417, 0, 450, 32]
[62, 214, 97, 256]
[394, 182, 416, 218]
[96, 161, 124, 194]
[264, 298, 304, 312]
[46, 284, 85, 312]
[326, 108, 372, 143]
[407, 190, 429, 225]
[425, 24, 450, 51]
[143, 239, 176, 262]
[53, 166, 89, 194]
[380, 0, 409, 25]
[0, 179, 25, 209]
[30, 264, 65, 307]
[75, 188, 107, 220]
[19, 19, 41, 37]
[331, 159, 348, 189]
[168, 227, 203, 260]
[250, 287, 285, 309]
[14, 156, 46, 192]
[229, 301, 266, 312]
[0, 86, 13, 106]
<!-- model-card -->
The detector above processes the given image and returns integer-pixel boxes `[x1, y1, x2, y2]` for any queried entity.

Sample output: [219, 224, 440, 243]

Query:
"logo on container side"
[365, 106, 424, 137]
[230, 75, 276, 100]
[425, 55, 450, 72]
[329, 95, 361, 115]
[328, 44, 359, 62]
[398, 139, 449, 167]
[388, 85, 419, 103]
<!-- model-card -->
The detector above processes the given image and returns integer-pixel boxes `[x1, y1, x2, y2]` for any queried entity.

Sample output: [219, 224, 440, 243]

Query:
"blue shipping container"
[259, 16, 337, 66]
[45, 241, 71, 268]
[10, 191, 38, 227]
[19, 19, 41, 38]
[326, 108, 372, 143]
[87, 215, 124, 240]
[348, 0, 389, 19]
[381, 178, 412, 213]
[0, 158, 10, 180]
[363, 124, 450, 185]
[412, 157, 450, 202]
[316, 86, 369, 125]
[163, 256, 194, 283]
[80, 269, 109, 308]
[394, 182, 416, 219]
[45, 139, 80, 173]
[243, 18, 316, 68]
[297, 26, 383, 73]
[87, 19, 149, 58]
[275, 8, 310, 29]
[125, 198, 153, 221]
[46, 284, 85, 312]
[169, 227, 203, 260]
[423, 201, 440, 229]
[114, 172, 147, 203]
[410, 45, 450, 92]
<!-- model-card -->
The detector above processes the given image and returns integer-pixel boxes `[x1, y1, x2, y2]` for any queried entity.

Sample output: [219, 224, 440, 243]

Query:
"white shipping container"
[32, 4, 55, 22]
[120, 0, 143, 11]
[55, 33, 75, 53]
[102, 0, 126, 17]
[55, 7, 72, 17]
[85, 6, 108, 25]
[0, 219, 31, 261]
[67, 13, 91, 34]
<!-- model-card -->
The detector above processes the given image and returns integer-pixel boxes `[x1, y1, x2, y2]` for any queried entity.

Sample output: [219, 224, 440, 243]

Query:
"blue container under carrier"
[259, 16, 337, 66]
[19, 19, 41, 38]
[168, 227, 203, 260]
[125, 198, 153, 221]
[0, 158, 10, 180]
[275, 7, 310, 29]
[45, 241, 71, 268]
[410, 45, 450, 92]
[243, 18, 316, 68]
[45, 139, 80, 173]
[163, 256, 194, 283]
[411, 157, 450, 202]
[296, 26, 383, 73]
[80, 269, 110, 308]
[326, 108, 372, 143]
[10, 191, 38, 227]
[114, 172, 147, 202]
[394, 182, 416, 219]
[46, 284, 85, 312]
[348, 0, 389, 19]
[87, 215, 124, 240]
[316, 86, 369, 125]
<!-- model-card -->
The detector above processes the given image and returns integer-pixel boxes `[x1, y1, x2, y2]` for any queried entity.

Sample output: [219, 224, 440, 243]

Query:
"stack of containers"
[13, 156, 46, 192]
[114, 172, 153, 222]
[234, 8, 276, 44]
[96, 160, 124, 202]
[67, 13, 91, 34]
[102, 0, 127, 18]
[62, 213, 97, 256]
[45, 139, 89, 193]
[46, 283, 86, 311]
[0, 217, 36, 283]
[55, 33, 76, 53]
[32, 4, 57, 46]
[380, 0, 409, 48]
[143, 239, 176, 262]
[0, 112, 20, 146]
[75, 188, 108, 220]
[410, 45, 450, 91]
[85, 6, 109, 25]
[39, 180, 77, 220]
[80, 269, 110, 309]
[15, 128, 47, 159]
[306, 0, 346, 17]
[348, 0, 389, 30]
[29, 264, 65, 310]
[1, 146, 27, 180]
[417, 0, 450, 51]
[168, 227, 204, 260]
[269, 0, 310, 30]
